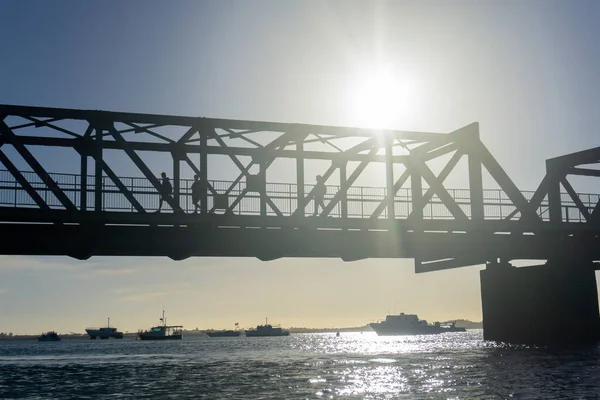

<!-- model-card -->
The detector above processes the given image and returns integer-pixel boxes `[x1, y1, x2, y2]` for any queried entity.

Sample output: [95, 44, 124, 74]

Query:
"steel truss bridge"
[1, 104, 599, 272]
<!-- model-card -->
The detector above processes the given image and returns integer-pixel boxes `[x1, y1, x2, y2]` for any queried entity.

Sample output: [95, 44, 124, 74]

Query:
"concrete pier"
[480, 262, 600, 345]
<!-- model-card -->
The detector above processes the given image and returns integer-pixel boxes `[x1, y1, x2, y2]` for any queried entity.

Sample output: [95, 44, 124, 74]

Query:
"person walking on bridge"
[190, 174, 204, 214]
[313, 175, 326, 216]
[156, 172, 172, 213]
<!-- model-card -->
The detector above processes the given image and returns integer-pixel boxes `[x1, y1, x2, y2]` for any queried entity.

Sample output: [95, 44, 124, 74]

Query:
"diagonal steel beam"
[182, 155, 217, 195]
[588, 198, 600, 225]
[561, 177, 591, 221]
[225, 188, 248, 214]
[568, 167, 600, 178]
[264, 195, 283, 216]
[25, 117, 80, 138]
[223, 131, 295, 197]
[370, 140, 459, 219]
[0, 149, 50, 211]
[319, 146, 379, 217]
[223, 128, 263, 148]
[292, 162, 339, 216]
[125, 122, 176, 143]
[409, 153, 468, 221]
[107, 126, 182, 213]
[504, 174, 551, 221]
[478, 139, 541, 221]
[370, 168, 411, 219]
[408, 150, 464, 219]
[0, 121, 77, 211]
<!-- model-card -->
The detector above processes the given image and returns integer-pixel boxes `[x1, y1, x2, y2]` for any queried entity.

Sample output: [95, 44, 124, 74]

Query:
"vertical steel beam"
[173, 151, 181, 210]
[94, 126, 103, 212]
[200, 129, 208, 215]
[339, 160, 348, 218]
[385, 136, 395, 220]
[296, 140, 304, 217]
[468, 142, 484, 220]
[80, 145, 87, 212]
[410, 156, 424, 271]
[411, 158, 423, 223]
[259, 162, 267, 216]
[548, 181, 562, 223]
[546, 160, 563, 223]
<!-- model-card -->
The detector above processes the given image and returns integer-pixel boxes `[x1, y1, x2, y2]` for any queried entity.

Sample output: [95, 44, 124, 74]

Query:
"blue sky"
[1, 0, 600, 334]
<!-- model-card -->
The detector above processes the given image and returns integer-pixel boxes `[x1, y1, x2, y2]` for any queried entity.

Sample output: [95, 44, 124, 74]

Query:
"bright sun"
[347, 66, 416, 129]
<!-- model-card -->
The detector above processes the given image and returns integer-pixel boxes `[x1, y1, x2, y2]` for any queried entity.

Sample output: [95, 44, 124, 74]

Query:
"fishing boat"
[38, 331, 60, 341]
[206, 322, 241, 337]
[206, 330, 241, 337]
[137, 310, 183, 341]
[85, 318, 124, 339]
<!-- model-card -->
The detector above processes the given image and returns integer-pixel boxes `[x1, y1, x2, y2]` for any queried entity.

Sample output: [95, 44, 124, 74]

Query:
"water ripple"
[0, 331, 599, 399]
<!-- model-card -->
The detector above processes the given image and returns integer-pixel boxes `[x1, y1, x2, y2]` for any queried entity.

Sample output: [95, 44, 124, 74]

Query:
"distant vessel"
[38, 331, 60, 342]
[137, 310, 183, 341]
[206, 330, 241, 337]
[245, 318, 290, 337]
[206, 323, 241, 337]
[370, 313, 466, 336]
[85, 318, 124, 339]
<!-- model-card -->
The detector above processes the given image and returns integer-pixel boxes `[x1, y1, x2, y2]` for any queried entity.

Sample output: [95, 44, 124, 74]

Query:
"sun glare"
[347, 66, 417, 130]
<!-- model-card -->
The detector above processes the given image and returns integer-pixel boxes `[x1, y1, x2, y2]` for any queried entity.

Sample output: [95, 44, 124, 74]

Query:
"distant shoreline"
[0, 320, 483, 340]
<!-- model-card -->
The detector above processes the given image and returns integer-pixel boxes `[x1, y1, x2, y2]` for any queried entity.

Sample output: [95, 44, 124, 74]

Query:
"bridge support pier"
[480, 261, 600, 345]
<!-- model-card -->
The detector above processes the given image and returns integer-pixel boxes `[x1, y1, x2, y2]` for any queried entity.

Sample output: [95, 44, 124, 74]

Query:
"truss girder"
[1, 104, 599, 270]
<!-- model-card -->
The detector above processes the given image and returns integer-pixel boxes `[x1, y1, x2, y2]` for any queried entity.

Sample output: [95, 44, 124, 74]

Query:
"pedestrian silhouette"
[156, 172, 172, 212]
[313, 175, 326, 216]
[190, 174, 203, 214]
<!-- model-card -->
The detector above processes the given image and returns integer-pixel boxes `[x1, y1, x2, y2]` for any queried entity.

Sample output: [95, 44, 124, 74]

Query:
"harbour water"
[1, 330, 599, 399]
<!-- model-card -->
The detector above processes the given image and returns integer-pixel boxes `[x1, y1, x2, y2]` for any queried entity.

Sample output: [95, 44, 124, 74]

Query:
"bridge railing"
[0, 169, 596, 222]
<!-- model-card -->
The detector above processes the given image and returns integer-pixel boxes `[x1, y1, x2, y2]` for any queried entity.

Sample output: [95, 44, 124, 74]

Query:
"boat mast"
[108, 317, 110, 328]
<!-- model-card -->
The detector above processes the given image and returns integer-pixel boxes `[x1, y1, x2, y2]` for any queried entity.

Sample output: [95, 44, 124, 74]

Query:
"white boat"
[85, 318, 124, 339]
[370, 313, 466, 336]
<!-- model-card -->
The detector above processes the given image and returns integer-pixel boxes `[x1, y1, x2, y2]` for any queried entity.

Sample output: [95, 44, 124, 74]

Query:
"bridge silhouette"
[1, 103, 600, 344]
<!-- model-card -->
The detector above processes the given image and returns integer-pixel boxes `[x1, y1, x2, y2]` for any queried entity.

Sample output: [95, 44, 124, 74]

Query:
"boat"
[370, 313, 466, 336]
[245, 318, 290, 337]
[206, 322, 241, 337]
[137, 310, 183, 341]
[85, 318, 124, 339]
[38, 331, 60, 341]
[206, 330, 242, 337]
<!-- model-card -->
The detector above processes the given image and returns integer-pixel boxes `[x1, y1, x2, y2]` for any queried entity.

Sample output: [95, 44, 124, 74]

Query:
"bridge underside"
[4, 208, 600, 268]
